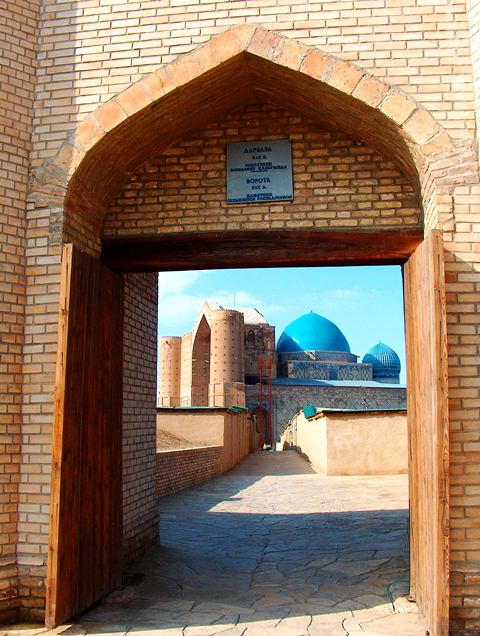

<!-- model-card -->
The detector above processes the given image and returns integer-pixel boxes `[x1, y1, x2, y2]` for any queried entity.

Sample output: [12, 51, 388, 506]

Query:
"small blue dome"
[362, 342, 401, 379]
[277, 312, 351, 354]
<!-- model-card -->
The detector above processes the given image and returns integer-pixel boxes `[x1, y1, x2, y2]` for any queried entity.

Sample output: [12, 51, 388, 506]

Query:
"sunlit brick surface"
[1, 2, 479, 632]
[104, 104, 420, 237]
[0, 0, 40, 622]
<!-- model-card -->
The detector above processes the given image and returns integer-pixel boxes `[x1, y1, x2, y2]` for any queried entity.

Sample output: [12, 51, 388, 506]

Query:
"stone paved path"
[5, 451, 429, 636]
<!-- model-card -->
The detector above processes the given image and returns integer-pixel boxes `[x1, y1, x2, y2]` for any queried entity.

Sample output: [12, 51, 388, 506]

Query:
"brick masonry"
[0, 3, 479, 633]
[29, 0, 476, 170]
[0, 0, 41, 622]
[156, 446, 223, 499]
[104, 103, 420, 236]
[246, 384, 407, 443]
[467, 0, 480, 154]
[123, 272, 159, 565]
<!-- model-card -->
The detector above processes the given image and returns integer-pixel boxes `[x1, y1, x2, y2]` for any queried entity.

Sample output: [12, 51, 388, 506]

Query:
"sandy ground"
[157, 429, 209, 451]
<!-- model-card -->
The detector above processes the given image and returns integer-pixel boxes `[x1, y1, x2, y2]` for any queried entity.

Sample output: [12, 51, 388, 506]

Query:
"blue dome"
[362, 342, 401, 379]
[277, 312, 351, 354]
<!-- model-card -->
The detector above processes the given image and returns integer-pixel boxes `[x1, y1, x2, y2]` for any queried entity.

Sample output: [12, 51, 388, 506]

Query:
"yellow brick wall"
[0, 0, 40, 621]
[104, 103, 420, 236]
[444, 183, 480, 635]
[11, 2, 480, 632]
[18, 239, 62, 621]
[467, 0, 480, 152]
[31, 0, 476, 175]
[122, 272, 159, 564]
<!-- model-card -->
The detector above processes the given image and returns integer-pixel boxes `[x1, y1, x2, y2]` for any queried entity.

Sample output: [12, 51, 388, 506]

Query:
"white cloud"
[205, 289, 284, 314]
[307, 286, 378, 315]
[157, 277, 285, 337]
[158, 293, 207, 333]
[331, 288, 362, 300]
[158, 271, 201, 300]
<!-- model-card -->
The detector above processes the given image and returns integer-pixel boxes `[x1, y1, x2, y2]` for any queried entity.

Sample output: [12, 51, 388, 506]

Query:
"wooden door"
[403, 230, 449, 636]
[46, 244, 124, 628]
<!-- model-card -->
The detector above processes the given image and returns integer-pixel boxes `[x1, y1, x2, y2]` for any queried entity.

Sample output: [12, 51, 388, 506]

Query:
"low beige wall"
[289, 410, 407, 475]
[222, 410, 253, 472]
[156, 407, 256, 478]
[157, 410, 224, 446]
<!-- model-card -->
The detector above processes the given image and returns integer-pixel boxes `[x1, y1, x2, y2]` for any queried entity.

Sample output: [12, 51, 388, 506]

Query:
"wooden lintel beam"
[101, 228, 424, 273]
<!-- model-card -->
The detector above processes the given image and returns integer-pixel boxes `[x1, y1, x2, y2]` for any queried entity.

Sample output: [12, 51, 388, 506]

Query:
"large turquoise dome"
[362, 342, 401, 379]
[277, 311, 351, 353]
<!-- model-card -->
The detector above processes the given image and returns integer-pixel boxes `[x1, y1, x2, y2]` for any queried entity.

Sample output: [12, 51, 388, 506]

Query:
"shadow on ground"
[71, 452, 426, 636]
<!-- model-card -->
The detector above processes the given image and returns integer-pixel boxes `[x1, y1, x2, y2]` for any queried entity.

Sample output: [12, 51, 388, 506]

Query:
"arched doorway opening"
[191, 316, 211, 407]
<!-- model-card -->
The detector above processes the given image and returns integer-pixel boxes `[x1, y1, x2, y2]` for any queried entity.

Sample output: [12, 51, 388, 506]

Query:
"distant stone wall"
[156, 446, 223, 499]
[286, 361, 373, 382]
[247, 383, 407, 442]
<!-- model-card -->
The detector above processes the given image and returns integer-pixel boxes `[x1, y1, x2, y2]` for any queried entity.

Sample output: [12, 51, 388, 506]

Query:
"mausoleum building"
[159, 305, 406, 442]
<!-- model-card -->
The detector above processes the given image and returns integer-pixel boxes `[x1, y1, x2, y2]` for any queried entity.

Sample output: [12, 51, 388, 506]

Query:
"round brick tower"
[158, 336, 182, 406]
[209, 309, 245, 407]
[180, 332, 192, 406]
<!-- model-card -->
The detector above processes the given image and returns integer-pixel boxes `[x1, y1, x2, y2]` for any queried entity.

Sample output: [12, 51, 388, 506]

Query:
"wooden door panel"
[404, 230, 449, 636]
[46, 244, 123, 628]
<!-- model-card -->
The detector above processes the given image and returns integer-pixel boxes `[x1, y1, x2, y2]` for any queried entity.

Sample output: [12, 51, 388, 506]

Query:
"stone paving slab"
[4, 451, 428, 636]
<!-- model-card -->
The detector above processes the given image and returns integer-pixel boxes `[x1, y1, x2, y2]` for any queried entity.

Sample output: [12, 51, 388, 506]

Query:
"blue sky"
[158, 265, 407, 383]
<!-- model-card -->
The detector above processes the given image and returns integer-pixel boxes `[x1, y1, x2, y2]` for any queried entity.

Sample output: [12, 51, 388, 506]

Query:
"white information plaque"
[226, 140, 293, 204]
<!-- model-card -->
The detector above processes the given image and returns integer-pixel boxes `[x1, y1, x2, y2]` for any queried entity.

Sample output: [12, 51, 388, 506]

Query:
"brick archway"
[41, 25, 479, 636]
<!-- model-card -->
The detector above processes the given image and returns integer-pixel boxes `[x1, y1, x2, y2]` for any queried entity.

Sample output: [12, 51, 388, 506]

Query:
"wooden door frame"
[49, 227, 449, 634]
[101, 226, 449, 633]
[404, 230, 449, 636]
[101, 228, 422, 272]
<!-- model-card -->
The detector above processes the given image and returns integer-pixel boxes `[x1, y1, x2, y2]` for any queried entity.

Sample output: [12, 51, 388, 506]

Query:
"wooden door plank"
[46, 244, 73, 627]
[403, 230, 449, 636]
[46, 245, 123, 628]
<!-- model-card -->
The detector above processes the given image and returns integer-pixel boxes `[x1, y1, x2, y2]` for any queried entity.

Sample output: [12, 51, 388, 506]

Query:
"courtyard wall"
[155, 446, 223, 499]
[157, 408, 255, 473]
[247, 383, 407, 442]
[285, 409, 408, 475]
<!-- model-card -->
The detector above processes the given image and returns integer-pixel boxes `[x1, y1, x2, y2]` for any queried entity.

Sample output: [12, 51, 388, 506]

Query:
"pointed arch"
[38, 24, 469, 242]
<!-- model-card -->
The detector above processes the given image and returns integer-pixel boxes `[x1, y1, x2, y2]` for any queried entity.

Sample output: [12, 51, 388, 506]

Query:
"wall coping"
[304, 408, 408, 421]
[156, 445, 223, 454]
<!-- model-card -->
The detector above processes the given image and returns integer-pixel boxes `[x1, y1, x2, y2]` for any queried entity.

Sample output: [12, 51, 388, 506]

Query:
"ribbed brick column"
[180, 333, 192, 406]
[209, 310, 245, 408]
[158, 336, 182, 407]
